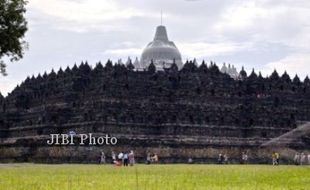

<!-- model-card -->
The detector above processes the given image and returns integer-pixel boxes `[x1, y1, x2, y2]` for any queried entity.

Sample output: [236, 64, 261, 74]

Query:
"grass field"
[0, 164, 309, 190]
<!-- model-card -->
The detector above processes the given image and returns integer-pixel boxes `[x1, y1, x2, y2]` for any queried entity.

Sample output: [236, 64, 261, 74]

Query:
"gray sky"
[1, 0, 310, 95]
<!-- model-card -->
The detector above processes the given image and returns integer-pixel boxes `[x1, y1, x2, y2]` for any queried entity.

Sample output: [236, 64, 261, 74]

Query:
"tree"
[0, 0, 28, 76]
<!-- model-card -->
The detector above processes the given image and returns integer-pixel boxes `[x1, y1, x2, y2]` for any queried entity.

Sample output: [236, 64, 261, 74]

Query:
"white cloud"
[210, 0, 310, 78]
[215, 1, 268, 31]
[2, 0, 310, 96]
[28, 0, 147, 32]
[262, 53, 310, 79]
[29, 0, 143, 22]
[214, 0, 310, 48]
[178, 41, 252, 59]
[103, 48, 142, 59]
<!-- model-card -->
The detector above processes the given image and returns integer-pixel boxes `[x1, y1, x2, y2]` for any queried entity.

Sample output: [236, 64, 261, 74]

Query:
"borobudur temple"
[0, 25, 310, 164]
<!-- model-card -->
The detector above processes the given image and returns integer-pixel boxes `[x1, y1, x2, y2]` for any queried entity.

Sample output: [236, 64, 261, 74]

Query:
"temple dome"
[140, 25, 183, 70]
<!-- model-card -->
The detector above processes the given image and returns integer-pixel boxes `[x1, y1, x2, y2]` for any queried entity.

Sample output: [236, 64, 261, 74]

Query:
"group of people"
[146, 153, 159, 164]
[217, 152, 248, 164]
[99, 151, 310, 165]
[294, 152, 310, 165]
[216, 153, 247, 164]
[115, 151, 135, 166]
[99, 150, 135, 166]
[217, 152, 280, 165]
[217, 153, 229, 164]
[99, 151, 160, 166]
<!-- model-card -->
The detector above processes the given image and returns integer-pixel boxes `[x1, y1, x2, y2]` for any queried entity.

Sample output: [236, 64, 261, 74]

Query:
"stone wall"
[0, 121, 308, 163]
[0, 60, 310, 163]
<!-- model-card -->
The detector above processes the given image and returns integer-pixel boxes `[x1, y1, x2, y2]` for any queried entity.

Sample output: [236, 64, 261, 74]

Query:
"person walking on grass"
[188, 158, 193, 164]
[111, 151, 116, 163]
[244, 153, 248, 164]
[275, 152, 280, 165]
[272, 152, 276, 165]
[118, 152, 124, 164]
[223, 154, 229, 164]
[218, 153, 224, 164]
[146, 153, 151, 165]
[100, 151, 106, 164]
[272, 152, 279, 165]
[241, 152, 248, 164]
[300, 152, 306, 165]
[151, 153, 159, 163]
[128, 150, 135, 166]
[294, 153, 300, 165]
[123, 152, 129, 166]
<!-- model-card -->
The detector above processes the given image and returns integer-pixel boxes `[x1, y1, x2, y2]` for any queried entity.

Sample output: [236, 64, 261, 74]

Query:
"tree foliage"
[0, 0, 28, 76]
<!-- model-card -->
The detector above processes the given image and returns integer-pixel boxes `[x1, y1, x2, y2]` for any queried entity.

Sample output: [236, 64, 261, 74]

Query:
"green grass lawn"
[0, 164, 309, 190]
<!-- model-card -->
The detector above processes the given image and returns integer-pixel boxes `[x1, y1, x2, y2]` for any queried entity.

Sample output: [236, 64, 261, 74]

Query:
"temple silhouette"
[0, 25, 309, 163]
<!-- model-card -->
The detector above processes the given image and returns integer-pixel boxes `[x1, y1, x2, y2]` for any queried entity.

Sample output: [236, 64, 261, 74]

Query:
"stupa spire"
[154, 25, 169, 41]
[161, 10, 163, 25]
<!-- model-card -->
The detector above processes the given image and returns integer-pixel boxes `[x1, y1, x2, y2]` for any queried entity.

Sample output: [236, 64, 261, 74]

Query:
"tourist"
[218, 153, 224, 164]
[68, 130, 76, 136]
[223, 154, 229, 164]
[241, 152, 248, 164]
[152, 153, 159, 163]
[300, 152, 306, 165]
[123, 152, 129, 166]
[241, 152, 244, 164]
[272, 152, 279, 165]
[146, 153, 151, 164]
[241, 152, 245, 164]
[128, 150, 135, 166]
[118, 152, 124, 164]
[111, 151, 116, 162]
[113, 159, 122, 166]
[272, 152, 276, 165]
[244, 153, 248, 164]
[294, 153, 300, 165]
[188, 158, 193, 164]
[275, 152, 280, 165]
[112, 152, 123, 166]
[100, 151, 106, 164]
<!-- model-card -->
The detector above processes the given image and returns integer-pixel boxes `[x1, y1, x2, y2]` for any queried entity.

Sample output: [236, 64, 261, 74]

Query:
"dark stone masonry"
[0, 60, 309, 163]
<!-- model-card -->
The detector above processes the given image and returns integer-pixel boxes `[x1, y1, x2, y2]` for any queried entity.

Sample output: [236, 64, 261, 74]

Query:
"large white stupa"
[140, 25, 183, 70]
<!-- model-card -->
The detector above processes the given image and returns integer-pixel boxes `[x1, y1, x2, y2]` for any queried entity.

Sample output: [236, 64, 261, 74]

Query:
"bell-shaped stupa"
[140, 25, 183, 70]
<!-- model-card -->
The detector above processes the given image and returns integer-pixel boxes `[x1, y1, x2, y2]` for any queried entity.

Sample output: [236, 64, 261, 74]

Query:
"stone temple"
[140, 25, 183, 70]
[0, 25, 310, 164]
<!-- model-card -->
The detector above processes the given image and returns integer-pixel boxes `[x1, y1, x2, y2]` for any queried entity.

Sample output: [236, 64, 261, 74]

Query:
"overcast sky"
[1, 0, 310, 96]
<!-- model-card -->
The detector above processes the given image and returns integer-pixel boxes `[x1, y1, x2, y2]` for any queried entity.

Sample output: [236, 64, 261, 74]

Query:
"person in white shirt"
[111, 151, 116, 161]
[294, 153, 300, 165]
[100, 151, 106, 164]
[128, 150, 135, 166]
[118, 152, 124, 163]
[300, 153, 306, 165]
[224, 154, 229, 164]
